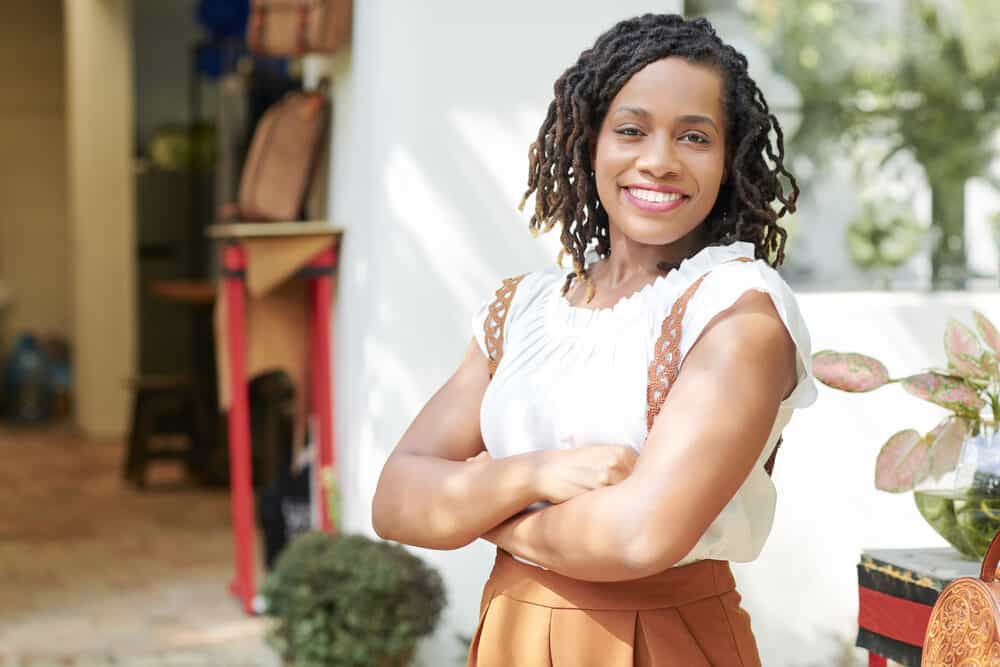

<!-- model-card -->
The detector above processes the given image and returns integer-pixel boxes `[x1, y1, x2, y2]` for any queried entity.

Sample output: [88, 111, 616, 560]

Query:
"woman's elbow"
[621, 522, 689, 575]
[371, 479, 400, 541]
[371, 489, 470, 549]
[371, 500, 390, 541]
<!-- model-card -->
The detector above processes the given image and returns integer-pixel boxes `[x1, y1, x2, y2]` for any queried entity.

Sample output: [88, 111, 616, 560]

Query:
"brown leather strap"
[295, 3, 311, 55]
[483, 275, 526, 378]
[981, 531, 1000, 582]
[644, 257, 783, 476]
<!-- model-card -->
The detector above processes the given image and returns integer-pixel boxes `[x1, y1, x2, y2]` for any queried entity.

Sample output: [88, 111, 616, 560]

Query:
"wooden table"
[858, 548, 980, 666]
[208, 221, 343, 613]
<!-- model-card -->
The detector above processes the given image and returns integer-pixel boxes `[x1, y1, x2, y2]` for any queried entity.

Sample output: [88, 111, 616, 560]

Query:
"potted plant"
[261, 472, 446, 666]
[813, 310, 1000, 558]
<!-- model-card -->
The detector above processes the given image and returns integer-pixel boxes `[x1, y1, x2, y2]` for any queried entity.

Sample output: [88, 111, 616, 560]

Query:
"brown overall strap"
[644, 257, 783, 476]
[483, 275, 526, 378]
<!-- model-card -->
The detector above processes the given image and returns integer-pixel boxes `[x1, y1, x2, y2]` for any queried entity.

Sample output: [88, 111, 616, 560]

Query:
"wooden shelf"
[206, 221, 344, 239]
[149, 279, 216, 305]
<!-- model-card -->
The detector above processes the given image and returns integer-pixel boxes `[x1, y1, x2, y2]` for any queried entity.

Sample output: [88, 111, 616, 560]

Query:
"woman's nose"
[636, 138, 681, 178]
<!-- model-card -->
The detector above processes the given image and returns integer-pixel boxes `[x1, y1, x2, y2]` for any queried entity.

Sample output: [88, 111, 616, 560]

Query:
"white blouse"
[472, 241, 818, 568]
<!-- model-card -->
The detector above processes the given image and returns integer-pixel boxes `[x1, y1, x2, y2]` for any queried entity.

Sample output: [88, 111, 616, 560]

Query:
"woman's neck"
[592, 227, 706, 288]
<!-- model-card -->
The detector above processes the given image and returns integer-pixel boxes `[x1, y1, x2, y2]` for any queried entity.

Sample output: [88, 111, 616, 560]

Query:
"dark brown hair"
[519, 13, 798, 300]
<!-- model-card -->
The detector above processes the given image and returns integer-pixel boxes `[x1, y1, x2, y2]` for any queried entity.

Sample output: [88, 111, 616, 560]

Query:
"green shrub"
[262, 531, 446, 667]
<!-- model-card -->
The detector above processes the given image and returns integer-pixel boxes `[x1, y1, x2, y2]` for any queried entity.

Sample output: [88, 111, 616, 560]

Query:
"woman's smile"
[620, 184, 691, 214]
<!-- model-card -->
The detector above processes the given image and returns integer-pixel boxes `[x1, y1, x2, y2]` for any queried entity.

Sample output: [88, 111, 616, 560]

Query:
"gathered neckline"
[556, 266, 674, 315]
[548, 241, 757, 325]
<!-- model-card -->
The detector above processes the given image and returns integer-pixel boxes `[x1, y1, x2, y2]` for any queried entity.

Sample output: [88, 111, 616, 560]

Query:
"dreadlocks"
[519, 14, 798, 300]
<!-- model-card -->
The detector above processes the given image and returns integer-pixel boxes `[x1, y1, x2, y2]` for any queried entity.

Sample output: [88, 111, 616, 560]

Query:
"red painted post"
[222, 242, 256, 613]
[868, 653, 887, 667]
[308, 245, 337, 533]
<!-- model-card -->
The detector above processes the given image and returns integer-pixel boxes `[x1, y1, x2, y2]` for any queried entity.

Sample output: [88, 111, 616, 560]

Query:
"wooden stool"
[123, 374, 204, 488]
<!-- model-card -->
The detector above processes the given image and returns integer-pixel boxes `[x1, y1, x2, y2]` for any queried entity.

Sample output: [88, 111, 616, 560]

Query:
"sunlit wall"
[326, 2, 684, 664]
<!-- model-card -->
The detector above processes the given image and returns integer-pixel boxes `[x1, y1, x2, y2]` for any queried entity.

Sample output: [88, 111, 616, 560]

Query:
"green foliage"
[846, 201, 926, 273]
[745, 0, 1000, 283]
[748, 0, 1000, 180]
[262, 532, 446, 667]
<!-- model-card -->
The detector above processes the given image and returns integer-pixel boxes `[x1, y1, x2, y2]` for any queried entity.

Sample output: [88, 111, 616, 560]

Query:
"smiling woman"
[372, 13, 817, 666]
[594, 60, 728, 254]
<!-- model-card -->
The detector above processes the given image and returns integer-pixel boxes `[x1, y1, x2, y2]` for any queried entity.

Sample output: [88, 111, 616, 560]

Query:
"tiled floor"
[0, 425, 280, 666]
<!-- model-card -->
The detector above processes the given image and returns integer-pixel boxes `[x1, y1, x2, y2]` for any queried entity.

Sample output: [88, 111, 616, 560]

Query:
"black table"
[857, 548, 980, 666]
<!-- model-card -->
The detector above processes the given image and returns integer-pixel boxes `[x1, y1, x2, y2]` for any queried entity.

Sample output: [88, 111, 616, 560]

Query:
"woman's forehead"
[609, 57, 724, 124]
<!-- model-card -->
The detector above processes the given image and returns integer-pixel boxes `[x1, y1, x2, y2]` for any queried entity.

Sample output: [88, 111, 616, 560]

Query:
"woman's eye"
[680, 132, 709, 144]
[614, 127, 643, 137]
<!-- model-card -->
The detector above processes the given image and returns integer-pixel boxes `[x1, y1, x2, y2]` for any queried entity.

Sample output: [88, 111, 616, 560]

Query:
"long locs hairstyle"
[519, 14, 799, 301]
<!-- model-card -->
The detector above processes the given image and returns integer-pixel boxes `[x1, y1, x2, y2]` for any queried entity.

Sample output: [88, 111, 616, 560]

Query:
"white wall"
[64, 0, 136, 438]
[327, 4, 998, 666]
[0, 0, 69, 348]
[328, 3, 682, 664]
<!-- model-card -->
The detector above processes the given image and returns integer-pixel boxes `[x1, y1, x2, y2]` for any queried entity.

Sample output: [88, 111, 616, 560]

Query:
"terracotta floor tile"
[1, 425, 279, 665]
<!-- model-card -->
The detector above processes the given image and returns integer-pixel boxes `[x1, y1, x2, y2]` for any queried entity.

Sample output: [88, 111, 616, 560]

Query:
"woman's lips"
[621, 186, 690, 213]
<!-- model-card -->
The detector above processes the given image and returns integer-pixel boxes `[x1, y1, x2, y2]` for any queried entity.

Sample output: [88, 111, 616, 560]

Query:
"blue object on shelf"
[197, 0, 249, 38]
[3, 333, 54, 423]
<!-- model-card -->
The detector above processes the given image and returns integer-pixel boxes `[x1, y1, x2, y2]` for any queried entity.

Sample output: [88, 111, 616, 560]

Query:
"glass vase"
[914, 427, 1000, 560]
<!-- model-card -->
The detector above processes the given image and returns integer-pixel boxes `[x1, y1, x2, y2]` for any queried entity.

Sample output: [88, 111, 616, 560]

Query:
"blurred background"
[0, 0, 998, 665]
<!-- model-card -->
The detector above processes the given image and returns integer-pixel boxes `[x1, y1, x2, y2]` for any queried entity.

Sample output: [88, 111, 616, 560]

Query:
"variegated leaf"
[875, 429, 930, 492]
[900, 372, 986, 414]
[812, 350, 890, 392]
[975, 310, 1000, 356]
[926, 416, 968, 479]
[944, 319, 988, 380]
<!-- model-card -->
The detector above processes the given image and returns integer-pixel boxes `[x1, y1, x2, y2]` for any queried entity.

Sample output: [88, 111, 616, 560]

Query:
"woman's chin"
[616, 219, 703, 249]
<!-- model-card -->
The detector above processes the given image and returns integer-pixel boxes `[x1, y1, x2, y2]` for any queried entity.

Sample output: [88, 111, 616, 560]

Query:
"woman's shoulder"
[674, 243, 817, 408]
[694, 251, 803, 323]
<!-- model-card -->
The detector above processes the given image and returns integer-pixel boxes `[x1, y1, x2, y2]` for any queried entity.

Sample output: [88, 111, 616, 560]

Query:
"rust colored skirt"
[466, 549, 761, 667]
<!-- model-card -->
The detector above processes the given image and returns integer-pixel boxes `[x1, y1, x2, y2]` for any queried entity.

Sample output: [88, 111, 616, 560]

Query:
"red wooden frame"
[221, 241, 338, 613]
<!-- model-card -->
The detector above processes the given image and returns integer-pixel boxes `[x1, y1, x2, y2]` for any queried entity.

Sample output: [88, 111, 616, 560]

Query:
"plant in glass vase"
[813, 311, 1000, 558]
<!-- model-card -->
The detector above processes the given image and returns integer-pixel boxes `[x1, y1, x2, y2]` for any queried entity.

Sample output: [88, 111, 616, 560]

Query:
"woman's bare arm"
[482, 291, 798, 580]
[371, 338, 546, 550]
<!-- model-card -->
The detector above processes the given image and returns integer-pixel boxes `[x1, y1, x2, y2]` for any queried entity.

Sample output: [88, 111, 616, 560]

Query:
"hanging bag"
[247, 0, 352, 57]
[232, 90, 329, 222]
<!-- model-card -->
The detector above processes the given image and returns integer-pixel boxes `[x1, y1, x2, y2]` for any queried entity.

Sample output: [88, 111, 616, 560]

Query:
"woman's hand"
[534, 445, 638, 504]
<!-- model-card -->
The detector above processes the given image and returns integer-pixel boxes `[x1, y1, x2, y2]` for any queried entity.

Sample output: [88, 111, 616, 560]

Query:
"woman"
[373, 13, 817, 666]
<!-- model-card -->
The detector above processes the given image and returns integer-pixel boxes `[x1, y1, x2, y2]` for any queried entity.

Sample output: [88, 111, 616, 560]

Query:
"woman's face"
[593, 57, 727, 253]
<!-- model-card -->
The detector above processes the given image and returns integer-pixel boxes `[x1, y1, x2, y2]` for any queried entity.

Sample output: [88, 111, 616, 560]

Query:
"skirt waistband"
[485, 548, 736, 611]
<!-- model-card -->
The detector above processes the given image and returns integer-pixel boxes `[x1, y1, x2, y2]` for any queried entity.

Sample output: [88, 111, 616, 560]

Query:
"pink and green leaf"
[875, 429, 930, 492]
[812, 350, 890, 392]
[975, 311, 1000, 356]
[944, 319, 988, 380]
[901, 372, 986, 414]
[926, 416, 968, 479]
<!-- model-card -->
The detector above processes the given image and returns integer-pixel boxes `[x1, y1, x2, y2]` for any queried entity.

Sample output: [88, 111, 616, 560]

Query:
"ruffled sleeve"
[471, 295, 492, 357]
[678, 259, 818, 410]
[471, 272, 547, 362]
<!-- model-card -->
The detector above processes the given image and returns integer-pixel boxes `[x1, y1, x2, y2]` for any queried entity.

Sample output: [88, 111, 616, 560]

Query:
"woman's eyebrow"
[677, 114, 720, 131]
[613, 107, 720, 132]
[614, 105, 651, 118]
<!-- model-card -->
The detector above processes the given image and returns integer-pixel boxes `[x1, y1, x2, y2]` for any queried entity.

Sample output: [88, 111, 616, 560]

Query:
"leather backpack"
[248, 0, 352, 57]
[232, 90, 329, 222]
[922, 530, 1000, 665]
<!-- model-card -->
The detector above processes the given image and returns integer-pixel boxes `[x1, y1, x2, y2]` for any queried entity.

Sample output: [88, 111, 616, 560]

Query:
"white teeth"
[627, 187, 685, 203]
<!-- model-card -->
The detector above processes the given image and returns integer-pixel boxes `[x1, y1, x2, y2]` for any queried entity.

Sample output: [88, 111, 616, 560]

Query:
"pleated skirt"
[466, 549, 762, 667]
